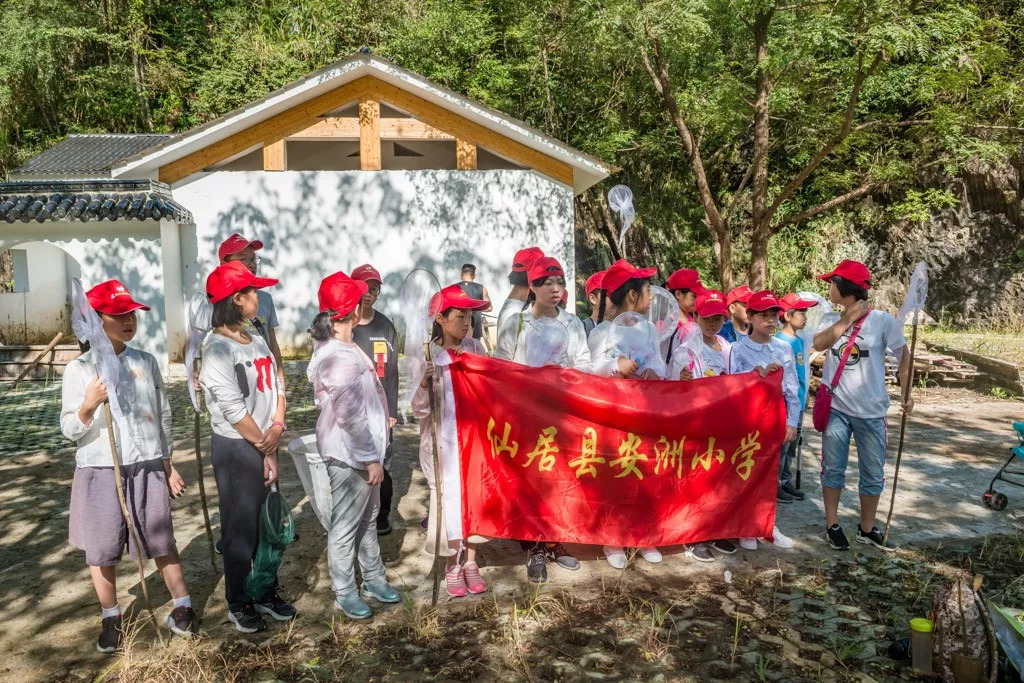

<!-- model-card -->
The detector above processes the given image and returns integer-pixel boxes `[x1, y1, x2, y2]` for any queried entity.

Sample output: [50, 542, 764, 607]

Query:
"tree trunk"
[716, 222, 734, 291]
[748, 224, 770, 290]
[748, 9, 773, 291]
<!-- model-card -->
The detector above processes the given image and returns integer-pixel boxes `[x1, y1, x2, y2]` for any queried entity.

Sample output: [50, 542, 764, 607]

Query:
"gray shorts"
[69, 459, 177, 566]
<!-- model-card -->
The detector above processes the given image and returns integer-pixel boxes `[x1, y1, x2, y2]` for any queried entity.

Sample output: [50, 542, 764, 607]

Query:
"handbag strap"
[829, 311, 870, 390]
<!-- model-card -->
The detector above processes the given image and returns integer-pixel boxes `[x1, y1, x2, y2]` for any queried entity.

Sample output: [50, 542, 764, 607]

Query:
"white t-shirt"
[496, 297, 526, 340]
[818, 310, 906, 419]
[200, 331, 281, 438]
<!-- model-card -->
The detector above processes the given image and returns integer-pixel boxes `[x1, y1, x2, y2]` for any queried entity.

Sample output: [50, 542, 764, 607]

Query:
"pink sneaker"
[445, 564, 468, 597]
[463, 562, 488, 594]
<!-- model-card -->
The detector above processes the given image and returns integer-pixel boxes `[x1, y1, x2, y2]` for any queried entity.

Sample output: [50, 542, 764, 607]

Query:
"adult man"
[457, 263, 492, 341]
[350, 264, 400, 535]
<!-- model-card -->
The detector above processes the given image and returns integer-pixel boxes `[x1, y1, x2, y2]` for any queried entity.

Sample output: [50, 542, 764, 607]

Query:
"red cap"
[318, 271, 368, 319]
[665, 268, 704, 293]
[206, 261, 278, 304]
[561, 289, 569, 304]
[527, 256, 565, 283]
[87, 280, 150, 315]
[585, 271, 606, 295]
[602, 259, 658, 295]
[350, 264, 382, 284]
[746, 290, 783, 313]
[727, 285, 753, 307]
[818, 259, 871, 290]
[695, 289, 728, 318]
[217, 233, 264, 262]
[779, 293, 819, 312]
[430, 284, 490, 315]
[512, 247, 545, 273]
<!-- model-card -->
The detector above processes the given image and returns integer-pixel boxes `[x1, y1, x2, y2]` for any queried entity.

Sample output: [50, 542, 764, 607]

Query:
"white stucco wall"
[0, 241, 70, 343]
[173, 169, 575, 352]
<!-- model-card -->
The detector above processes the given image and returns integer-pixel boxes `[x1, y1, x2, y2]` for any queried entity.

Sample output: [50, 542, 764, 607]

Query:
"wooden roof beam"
[287, 117, 455, 141]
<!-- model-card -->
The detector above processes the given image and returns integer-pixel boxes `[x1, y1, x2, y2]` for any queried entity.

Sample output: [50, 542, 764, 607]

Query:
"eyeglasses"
[230, 254, 262, 266]
[367, 285, 381, 295]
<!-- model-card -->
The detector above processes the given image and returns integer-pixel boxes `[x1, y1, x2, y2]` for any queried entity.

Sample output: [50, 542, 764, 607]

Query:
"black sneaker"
[96, 615, 122, 653]
[776, 486, 795, 504]
[255, 593, 297, 621]
[685, 543, 715, 562]
[526, 546, 548, 584]
[781, 482, 806, 500]
[228, 603, 266, 633]
[215, 538, 223, 555]
[711, 539, 737, 555]
[376, 516, 392, 536]
[165, 606, 199, 638]
[856, 526, 897, 553]
[826, 524, 850, 551]
[546, 543, 581, 570]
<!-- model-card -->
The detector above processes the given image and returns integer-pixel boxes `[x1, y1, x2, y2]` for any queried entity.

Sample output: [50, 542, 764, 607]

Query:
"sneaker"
[546, 543, 581, 570]
[684, 543, 715, 562]
[215, 538, 223, 555]
[640, 547, 663, 563]
[376, 516, 392, 536]
[781, 482, 806, 500]
[770, 526, 795, 549]
[776, 486, 794, 504]
[254, 593, 297, 621]
[603, 545, 628, 570]
[445, 564, 468, 597]
[739, 537, 758, 551]
[228, 603, 266, 633]
[362, 579, 401, 603]
[463, 562, 488, 594]
[711, 539, 737, 555]
[335, 593, 372, 620]
[96, 615, 123, 653]
[526, 546, 548, 584]
[856, 525, 897, 553]
[826, 524, 850, 551]
[165, 606, 198, 638]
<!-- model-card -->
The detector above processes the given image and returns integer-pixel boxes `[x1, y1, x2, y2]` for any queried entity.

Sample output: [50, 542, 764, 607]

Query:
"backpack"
[930, 576, 991, 682]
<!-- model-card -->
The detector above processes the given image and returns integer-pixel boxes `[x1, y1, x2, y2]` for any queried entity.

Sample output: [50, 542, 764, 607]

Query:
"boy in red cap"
[720, 285, 752, 343]
[812, 260, 912, 553]
[350, 264, 400, 535]
[496, 247, 544, 336]
[200, 261, 295, 632]
[775, 293, 819, 501]
[61, 280, 197, 652]
[581, 270, 608, 338]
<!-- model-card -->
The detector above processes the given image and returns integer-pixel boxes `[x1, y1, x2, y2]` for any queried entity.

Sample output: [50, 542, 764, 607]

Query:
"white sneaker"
[770, 526, 795, 549]
[640, 547, 663, 563]
[739, 537, 758, 551]
[603, 545, 627, 570]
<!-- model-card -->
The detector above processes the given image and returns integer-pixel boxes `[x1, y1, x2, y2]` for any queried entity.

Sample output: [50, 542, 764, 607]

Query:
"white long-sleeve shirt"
[200, 331, 281, 438]
[307, 338, 389, 468]
[494, 307, 592, 371]
[729, 334, 801, 427]
[669, 335, 733, 379]
[60, 347, 172, 468]
[587, 319, 668, 378]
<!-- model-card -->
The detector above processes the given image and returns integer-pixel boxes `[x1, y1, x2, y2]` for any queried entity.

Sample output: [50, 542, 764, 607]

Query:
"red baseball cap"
[746, 290, 783, 313]
[585, 271, 606, 295]
[818, 259, 871, 290]
[206, 261, 278, 304]
[665, 268, 705, 293]
[87, 280, 150, 315]
[727, 285, 753, 307]
[350, 264, 382, 284]
[527, 256, 565, 283]
[779, 293, 819, 312]
[602, 259, 657, 294]
[430, 284, 490, 315]
[318, 271, 368, 319]
[695, 289, 728, 318]
[512, 247, 545, 273]
[217, 233, 264, 262]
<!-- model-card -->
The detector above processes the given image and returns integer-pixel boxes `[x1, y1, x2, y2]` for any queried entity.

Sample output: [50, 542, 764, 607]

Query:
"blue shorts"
[820, 409, 888, 496]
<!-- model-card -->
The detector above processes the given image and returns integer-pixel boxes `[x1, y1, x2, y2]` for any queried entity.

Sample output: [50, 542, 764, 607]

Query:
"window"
[0, 249, 29, 293]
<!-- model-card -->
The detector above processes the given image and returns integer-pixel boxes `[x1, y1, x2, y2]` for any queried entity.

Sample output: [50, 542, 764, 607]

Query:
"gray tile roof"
[0, 180, 192, 223]
[10, 134, 175, 177]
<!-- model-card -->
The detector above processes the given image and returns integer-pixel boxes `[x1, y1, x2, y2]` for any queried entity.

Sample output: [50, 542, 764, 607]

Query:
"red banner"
[449, 354, 785, 547]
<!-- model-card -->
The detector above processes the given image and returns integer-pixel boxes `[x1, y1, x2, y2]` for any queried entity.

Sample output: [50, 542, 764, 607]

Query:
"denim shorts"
[820, 409, 888, 496]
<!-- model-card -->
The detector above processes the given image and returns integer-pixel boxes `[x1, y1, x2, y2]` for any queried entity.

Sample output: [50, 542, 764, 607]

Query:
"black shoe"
[856, 525, 898, 553]
[826, 524, 850, 551]
[228, 603, 267, 633]
[215, 538, 223, 555]
[526, 546, 548, 584]
[165, 606, 199, 638]
[781, 482, 806, 500]
[376, 516, 392, 536]
[96, 615, 122, 653]
[546, 543, 581, 570]
[711, 539, 737, 555]
[776, 486, 795, 504]
[255, 593, 297, 621]
[685, 543, 715, 562]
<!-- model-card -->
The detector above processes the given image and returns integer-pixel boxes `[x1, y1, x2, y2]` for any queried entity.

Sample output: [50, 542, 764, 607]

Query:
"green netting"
[244, 489, 295, 600]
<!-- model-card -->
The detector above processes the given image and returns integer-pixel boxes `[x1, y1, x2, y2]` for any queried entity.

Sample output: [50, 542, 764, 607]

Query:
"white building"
[0, 52, 612, 369]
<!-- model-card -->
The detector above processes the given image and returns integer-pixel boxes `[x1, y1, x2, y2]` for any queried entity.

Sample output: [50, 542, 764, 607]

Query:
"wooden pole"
[425, 342, 445, 607]
[12, 332, 63, 388]
[193, 384, 217, 569]
[883, 310, 920, 544]
[103, 402, 164, 644]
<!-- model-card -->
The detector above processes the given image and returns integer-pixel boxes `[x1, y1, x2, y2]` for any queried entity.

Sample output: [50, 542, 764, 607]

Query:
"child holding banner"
[662, 268, 705, 364]
[775, 293, 819, 502]
[412, 284, 492, 597]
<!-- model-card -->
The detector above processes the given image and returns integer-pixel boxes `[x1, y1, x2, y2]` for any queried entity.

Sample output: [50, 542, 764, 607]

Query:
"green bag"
[244, 489, 295, 600]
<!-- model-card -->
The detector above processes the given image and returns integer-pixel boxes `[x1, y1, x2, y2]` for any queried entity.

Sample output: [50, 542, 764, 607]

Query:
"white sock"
[101, 604, 121, 619]
[172, 595, 192, 609]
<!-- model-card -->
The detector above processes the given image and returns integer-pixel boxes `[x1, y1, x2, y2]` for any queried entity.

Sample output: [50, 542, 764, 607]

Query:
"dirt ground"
[2, 371, 1024, 682]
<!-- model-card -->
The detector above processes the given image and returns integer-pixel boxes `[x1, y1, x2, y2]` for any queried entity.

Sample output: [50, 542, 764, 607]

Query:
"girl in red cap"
[582, 270, 613, 338]
[496, 247, 544, 336]
[61, 280, 196, 652]
[199, 261, 294, 633]
[412, 284, 492, 597]
[305, 271, 401, 620]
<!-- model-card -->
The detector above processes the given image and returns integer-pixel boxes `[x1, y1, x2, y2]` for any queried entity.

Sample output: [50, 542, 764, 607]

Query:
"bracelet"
[272, 420, 287, 432]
